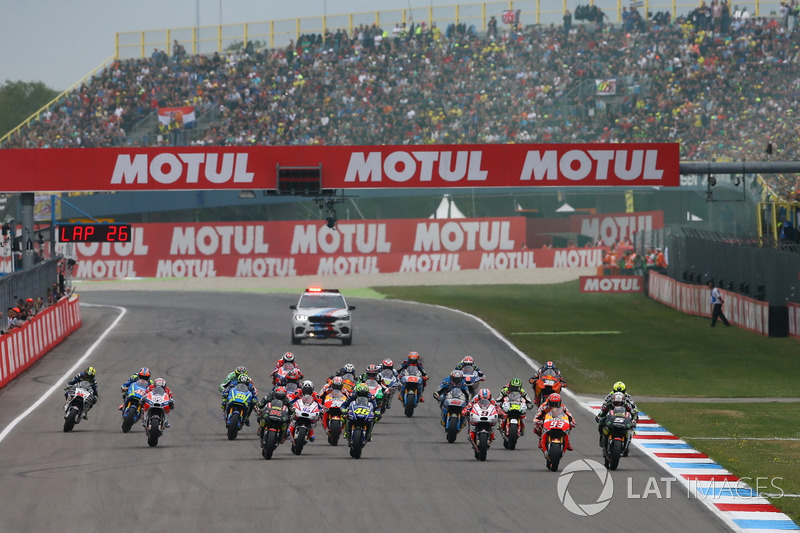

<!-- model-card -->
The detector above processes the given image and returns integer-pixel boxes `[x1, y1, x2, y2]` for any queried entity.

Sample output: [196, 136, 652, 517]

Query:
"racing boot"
[309, 429, 315, 442]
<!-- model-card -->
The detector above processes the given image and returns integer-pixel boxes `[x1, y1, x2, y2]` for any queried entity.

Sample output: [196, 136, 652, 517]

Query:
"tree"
[0, 80, 59, 139]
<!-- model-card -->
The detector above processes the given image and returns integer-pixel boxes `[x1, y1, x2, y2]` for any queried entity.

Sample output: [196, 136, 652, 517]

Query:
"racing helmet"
[355, 383, 370, 397]
[381, 358, 394, 370]
[545, 361, 555, 369]
[273, 386, 287, 400]
[137, 367, 151, 380]
[547, 393, 562, 408]
[450, 370, 463, 385]
[366, 364, 380, 378]
[234, 365, 247, 376]
[301, 380, 315, 394]
[461, 356, 474, 366]
[282, 352, 295, 363]
[343, 363, 356, 374]
[154, 378, 166, 388]
[509, 378, 522, 392]
[331, 376, 344, 390]
[478, 388, 492, 401]
[408, 351, 420, 363]
[612, 381, 627, 394]
[612, 392, 626, 407]
[85, 366, 97, 378]
[238, 374, 251, 384]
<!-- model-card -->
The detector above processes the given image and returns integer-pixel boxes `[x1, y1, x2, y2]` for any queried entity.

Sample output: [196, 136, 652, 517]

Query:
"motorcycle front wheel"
[507, 421, 519, 450]
[227, 412, 241, 441]
[328, 419, 342, 446]
[609, 439, 623, 470]
[446, 414, 459, 443]
[63, 406, 80, 433]
[147, 417, 160, 447]
[349, 428, 364, 459]
[292, 426, 308, 455]
[263, 431, 278, 460]
[547, 442, 563, 471]
[403, 393, 416, 417]
[477, 432, 489, 461]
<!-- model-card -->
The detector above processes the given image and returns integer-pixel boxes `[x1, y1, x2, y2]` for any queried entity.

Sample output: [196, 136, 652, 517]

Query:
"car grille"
[309, 316, 337, 324]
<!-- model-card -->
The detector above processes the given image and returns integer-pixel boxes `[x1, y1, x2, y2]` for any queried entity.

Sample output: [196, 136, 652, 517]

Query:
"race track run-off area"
[0, 290, 793, 532]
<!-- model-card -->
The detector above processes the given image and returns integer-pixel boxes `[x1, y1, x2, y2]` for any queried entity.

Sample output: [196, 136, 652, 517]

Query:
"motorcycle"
[500, 391, 528, 450]
[258, 399, 291, 460]
[142, 384, 171, 447]
[340, 371, 357, 394]
[466, 396, 499, 461]
[532, 370, 564, 407]
[378, 369, 398, 412]
[63, 381, 94, 432]
[121, 378, 149, 433]
[460, 364, 485, 399]
[224, 383, 254, 441]
[322, 390, 347, 446]
[399, 366, 426, 417]
[540, 408, 572, 471]
[272, 361, 300, 386]
[439, 388, 468, 443]
[346, 396, 376, 459]
[289, 393, 321, 455]
[363, 377, 386, 420]
[600, 406, 636, 470]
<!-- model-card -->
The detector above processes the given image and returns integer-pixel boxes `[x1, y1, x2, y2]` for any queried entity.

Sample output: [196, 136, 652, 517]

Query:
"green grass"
[375, 281, 800, 524]
[376, 282, 800, 397]
[640, 402, 800, 523]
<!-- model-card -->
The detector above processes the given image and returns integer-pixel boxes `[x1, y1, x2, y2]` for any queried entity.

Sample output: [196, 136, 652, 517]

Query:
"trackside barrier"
[648, 272, 770, 336]
[0, 296, 82, 388]
[790, 302, 800, 339]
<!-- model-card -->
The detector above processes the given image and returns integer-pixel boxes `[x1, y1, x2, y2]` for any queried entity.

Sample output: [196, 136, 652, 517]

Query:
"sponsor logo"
[111, 153, 255, 185]
[414, 221, 515, 252]
[156, 259, 217, 277]
[579, 214, 658, 247]
[580, 276, 644, 293]
[553, 249, 604, 268]
[236, 258, 297, 277]
[479, 251, 536, 269]
[317, 256, 379, 275]
[344, 151, 488, 183]
[291, 223, 391, 254]
[399, 253, 461, 272]
[557, 459, 614, 516]
[520, 149, 666, 183]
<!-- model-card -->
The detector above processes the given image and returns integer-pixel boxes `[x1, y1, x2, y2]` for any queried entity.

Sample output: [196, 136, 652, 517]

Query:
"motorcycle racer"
[119, 367, 153, 410]
[65, 366, 99, 419]
[461, 388, 499, 444]
[358, 364, 381, 384]
[327, 362, 357, 382]
[532, 393, 576, 450]
[396, 351, 429, 402]
[432, 370, 470, 401]
[319, 376, 349, 403]
[596, 382, 639, 447]
[529, 360, 567, 388]
[221, 374, 259, 426]
[496, 378, 534, 409]
[342, 383, 378, 441]
[455, 355, 485, 379]
[255, 386, 293, 441]
[217, 365, 249, 394]
[145, 378, 175, 428]
[271, 352, 300, 385]
[601, 381, 638, 413]
[290, 380, 323, 442]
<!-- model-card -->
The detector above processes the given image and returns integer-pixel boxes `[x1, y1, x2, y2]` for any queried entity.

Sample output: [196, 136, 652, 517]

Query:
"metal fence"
[0, 258, 61, 326]
[666, 228, 800, 307]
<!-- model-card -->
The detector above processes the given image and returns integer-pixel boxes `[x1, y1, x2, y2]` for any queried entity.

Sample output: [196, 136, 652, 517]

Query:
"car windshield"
[299, 293, 346, 309]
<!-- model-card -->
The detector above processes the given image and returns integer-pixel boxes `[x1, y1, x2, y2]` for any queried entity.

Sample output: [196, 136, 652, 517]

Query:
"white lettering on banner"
[74, 228, 149, 257]
[170, 226, 269, 255]
[235, 258, 297, 277]
[553, 249, 604, 268]
[414, 221, 514, 252]
[580, 215, 654, 247]
[317, 256, 379, 275]
[519, 150, 664, 182]
[111, 153, 255, 185]
[344, 151, 488, 183]
[581, 277, 643, 292]
[156, 259, 217, 277]
[399, 254, 461, 272]
[75, 260, 137, 278]
[290, 224, 390, 254]
[478, 252, 536, 270]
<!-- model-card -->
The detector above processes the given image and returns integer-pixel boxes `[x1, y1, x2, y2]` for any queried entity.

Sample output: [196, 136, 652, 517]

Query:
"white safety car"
[290, 288, 355, 346]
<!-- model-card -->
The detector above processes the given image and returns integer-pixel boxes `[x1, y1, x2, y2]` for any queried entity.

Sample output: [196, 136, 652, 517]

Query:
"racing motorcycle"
[460, 364, 485, 398]
[258, 399, 291, 460]
[289, 393, 321, 455]
[378, 369, 398, 412]
[63, 380, 94, 433]
[340, 371, 357, 394]
[142, 384, 171, 447]
[322, 389, 347, 446]
[363, 377, 386, 420]
[277, 369, 303, 396]
[272, 361, 300, 387]
[600, 406, 636, 470]
[500, 391, 528, 450]
[532, 370, 564, 407]
[466, 396, 499, 461]
[121, 378, 149, 433]
[224, 383, 254, 441]
[540, 408, 572, 471]
[439, 388, 468, 443]
[399, 366, 425, 418]
[346, 396, 376, 459]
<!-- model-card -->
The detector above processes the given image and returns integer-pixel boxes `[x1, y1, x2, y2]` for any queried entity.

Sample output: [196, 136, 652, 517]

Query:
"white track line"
[0, 303, 126, 445]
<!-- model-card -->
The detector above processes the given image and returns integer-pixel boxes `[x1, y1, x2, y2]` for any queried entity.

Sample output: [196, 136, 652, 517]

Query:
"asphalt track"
[0, 291, 731, 532]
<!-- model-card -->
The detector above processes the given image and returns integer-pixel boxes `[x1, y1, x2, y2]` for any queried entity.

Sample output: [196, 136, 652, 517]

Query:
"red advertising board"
[58, 217, 608, 279]
[0, 143, 681, 192]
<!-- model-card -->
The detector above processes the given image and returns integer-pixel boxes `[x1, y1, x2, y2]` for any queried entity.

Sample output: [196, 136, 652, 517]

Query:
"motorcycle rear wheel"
[63, 406, 80, 432]
[227, 412, 241, 441]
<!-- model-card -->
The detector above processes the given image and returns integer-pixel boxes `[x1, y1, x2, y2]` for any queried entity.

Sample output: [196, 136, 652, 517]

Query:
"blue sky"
[0, 0, 451, 91]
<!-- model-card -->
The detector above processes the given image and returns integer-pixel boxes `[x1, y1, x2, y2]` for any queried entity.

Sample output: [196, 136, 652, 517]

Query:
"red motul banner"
[58, 217, 608, 279]
[0, 143, 680, 192]
[579, 275, 644, 293]
[0, 296, 82, 389]
[569, 211, 664, 246]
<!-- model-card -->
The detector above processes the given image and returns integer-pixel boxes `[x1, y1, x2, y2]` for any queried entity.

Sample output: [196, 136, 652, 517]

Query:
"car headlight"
[294, 314, 308, 321]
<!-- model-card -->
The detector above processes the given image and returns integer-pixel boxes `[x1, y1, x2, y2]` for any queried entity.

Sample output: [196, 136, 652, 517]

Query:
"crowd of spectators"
[2, 2, 800, 202]
[1, 283, 63, 335]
